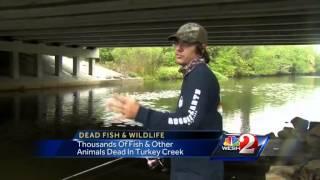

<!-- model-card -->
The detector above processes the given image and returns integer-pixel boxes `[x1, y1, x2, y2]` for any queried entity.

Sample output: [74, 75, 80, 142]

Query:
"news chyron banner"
[35, 131, 269, 161]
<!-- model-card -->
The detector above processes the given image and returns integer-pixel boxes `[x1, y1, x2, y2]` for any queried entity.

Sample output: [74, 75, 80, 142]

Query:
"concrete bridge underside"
[0, 0, 319, 90]
[0, 0, 320, 47]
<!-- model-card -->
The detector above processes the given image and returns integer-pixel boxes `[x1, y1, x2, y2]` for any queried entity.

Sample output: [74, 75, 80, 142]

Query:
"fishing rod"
[61, 158, 124, 180]
[61, 157, 166, 180]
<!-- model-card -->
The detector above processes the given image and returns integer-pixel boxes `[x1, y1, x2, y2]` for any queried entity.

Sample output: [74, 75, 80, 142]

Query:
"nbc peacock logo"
[222, 135, 240, 151]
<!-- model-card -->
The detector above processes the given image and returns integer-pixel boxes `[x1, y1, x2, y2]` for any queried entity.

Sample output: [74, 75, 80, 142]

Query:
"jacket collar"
[178, 57, 205, 77]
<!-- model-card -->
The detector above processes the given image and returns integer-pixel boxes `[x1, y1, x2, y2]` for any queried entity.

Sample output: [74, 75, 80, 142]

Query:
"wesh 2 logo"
[222, 134, 258, 154]
[211, 133, 268, 160]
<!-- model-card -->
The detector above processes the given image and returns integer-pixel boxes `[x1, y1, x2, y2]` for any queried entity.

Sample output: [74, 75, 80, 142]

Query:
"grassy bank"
[99, 46, 320, 81]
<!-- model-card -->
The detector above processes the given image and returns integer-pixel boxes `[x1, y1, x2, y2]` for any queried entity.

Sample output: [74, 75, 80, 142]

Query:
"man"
[107, 22, 223, 180]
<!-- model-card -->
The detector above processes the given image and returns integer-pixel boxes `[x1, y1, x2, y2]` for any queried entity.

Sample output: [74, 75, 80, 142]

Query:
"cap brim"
[168, 34, 179, 41]
[168, 34, 198, 43]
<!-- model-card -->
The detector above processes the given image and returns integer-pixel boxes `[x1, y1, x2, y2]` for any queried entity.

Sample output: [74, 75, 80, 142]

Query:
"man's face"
[173, 40, 198, 66]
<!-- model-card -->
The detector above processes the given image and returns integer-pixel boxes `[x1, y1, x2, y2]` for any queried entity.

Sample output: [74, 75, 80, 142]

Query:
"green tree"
[99, 48, 114, 63]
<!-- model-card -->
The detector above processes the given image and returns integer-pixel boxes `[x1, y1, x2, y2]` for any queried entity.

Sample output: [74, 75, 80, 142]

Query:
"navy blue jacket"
[136, 63, 223, 180]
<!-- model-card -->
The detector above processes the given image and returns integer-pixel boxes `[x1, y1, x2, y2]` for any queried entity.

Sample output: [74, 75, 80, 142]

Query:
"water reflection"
[1, 76, 320, 178]
[220, 76, 320, 134]
[1, 76, 320, 137]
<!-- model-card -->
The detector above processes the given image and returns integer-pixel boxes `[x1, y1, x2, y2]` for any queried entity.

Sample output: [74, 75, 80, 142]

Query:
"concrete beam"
[42, 34, 320, 45]
[0, 0, 246, 19]
[1, 0, 320, 46]
[2, 19, 320, 46]
[0, 0, 74, 8]
[77, 39, 320, 47]
[0, 40, 99, 59]
[15, 26, 320, 42]
[54, 55, 62, 76]
[0, 0, 246, 9]
[65, 37, 320, 45]
[2, 14, 320, 37]
[0, 0, 318, 31]
[10, 51, 19, 79]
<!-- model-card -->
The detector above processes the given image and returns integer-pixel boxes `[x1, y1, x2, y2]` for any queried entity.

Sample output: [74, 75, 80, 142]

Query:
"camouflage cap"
[168, 22, 208, 44]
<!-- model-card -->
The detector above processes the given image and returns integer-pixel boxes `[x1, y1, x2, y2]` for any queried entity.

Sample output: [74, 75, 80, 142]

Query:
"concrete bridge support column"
[88, 58, 95, 76]
[1, 40, 99, 84]
[10, 51, 19, 79]
[55, 55, 63, 76]
[72, 56, 80, 77]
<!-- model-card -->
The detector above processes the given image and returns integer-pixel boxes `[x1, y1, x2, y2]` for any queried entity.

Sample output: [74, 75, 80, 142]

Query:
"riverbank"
[99, 61, 320, 82]
[99, 63, 229, 81]
[99, 46, 320, 81]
